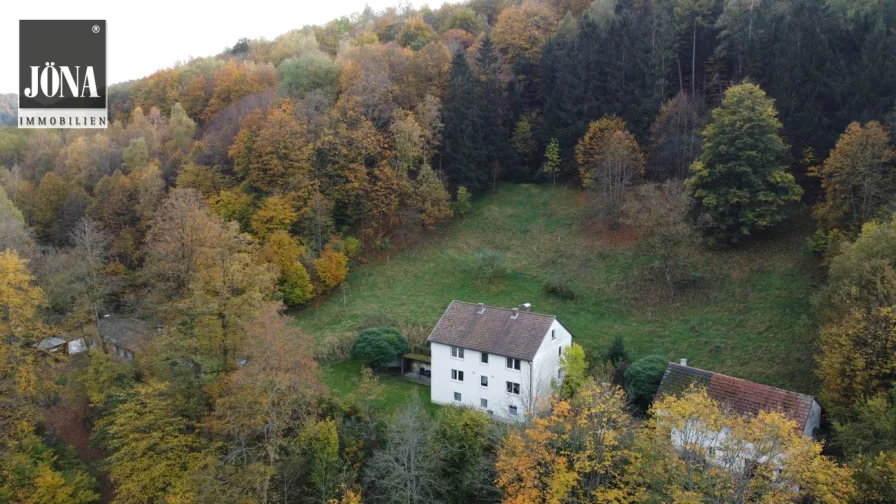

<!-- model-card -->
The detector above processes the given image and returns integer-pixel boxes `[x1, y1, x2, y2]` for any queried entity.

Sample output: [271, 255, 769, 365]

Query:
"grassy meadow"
[298, 184, 822, 410]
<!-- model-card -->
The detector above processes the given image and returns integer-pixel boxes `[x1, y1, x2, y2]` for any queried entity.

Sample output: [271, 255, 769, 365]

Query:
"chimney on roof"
[477, 303, 486, 315]
[511, 307, 519, 319]
[521, 303, 531, 312]
[680, 358, 688, 367]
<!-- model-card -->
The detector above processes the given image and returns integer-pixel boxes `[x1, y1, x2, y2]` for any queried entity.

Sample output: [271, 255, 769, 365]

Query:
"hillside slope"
[297, 184, 821, 394]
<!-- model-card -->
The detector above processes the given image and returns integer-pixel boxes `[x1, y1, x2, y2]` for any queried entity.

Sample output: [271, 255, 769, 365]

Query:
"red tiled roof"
[426, 301, 563, 361]
[656, 363, 817, 432]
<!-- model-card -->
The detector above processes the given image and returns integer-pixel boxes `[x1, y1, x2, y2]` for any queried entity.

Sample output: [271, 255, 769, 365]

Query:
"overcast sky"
[2, 0, 447, 94]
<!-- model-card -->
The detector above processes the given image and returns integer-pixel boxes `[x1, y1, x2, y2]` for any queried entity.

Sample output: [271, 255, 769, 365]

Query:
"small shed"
[35, 336, 68, 353]
[401, 353, 431, 376]
[99, 316, 155, 361]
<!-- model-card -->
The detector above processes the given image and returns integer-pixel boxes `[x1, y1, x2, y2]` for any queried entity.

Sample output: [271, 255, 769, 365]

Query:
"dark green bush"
[350, 327, 409, 367]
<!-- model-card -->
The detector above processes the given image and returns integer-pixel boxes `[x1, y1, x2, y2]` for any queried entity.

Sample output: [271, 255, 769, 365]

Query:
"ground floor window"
[454, 392, 461, 402]
[481, 398, 488, 408]
[509, 405, 518, 416]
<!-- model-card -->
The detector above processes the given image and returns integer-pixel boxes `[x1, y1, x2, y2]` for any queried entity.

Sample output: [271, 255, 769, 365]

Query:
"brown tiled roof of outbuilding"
[426, 301, 562, 361]
[656, 363, 817, 432]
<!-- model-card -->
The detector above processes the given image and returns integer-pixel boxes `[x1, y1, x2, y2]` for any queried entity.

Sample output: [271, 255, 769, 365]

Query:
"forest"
[1, 0, 896, 502]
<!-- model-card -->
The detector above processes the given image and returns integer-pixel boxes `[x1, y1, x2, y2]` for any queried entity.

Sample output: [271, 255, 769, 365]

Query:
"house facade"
[427, 301, 573, 421]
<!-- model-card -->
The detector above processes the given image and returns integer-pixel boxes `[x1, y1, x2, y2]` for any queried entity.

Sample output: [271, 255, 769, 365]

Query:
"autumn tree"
[541, 138, 561, 186]
[492, 3, 558, 66]
[639, 386, 855, 502]
[249, 195, 298, 239]
[0, 250, 48, 443]
[412, 164, 453, 230]
[497, 381, 638, 503]
[0, 186, 31, 253]
[817, 307, 896, 416]
[258, 230, 313, 306]
[818, 217, 896, 320]
[314, 246, 349, 292]
[812, 121, 896, 235]
[229, 100, 313, 195]
[205, 302, 326, 503]
[557, 343, 587, 399]
[622, 180, 699, 296]
[70, 218, 115, 352]
[686, 83, 802, 245]
[98, 379, 205, 504]
[205, 61, 277, 121]
[0, 434, 99, 504]
[576, 116, 644, 229]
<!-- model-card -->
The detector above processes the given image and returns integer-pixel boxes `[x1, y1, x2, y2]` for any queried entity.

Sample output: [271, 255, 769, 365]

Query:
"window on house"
[509, 405, 518, 416]
[559, 346, 562, 357]
[454, 392, 461, 402]
[506, 381, 520, 394]
[451, 346, 464, 359]
[481, 352, 488, 364]
[481, 375, 488, 387]
[481, 398, 488, 408]
[506, 357, 521, 370]
[551, 329, 555, 340]
[451, 369, 464, 382]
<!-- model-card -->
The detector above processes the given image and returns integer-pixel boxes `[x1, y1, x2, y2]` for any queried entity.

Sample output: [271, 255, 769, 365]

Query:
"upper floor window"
[451, 346, 464, 359]
[451, 369, 464, 382]
[481, 375, 488, 387]
[506, 357, 521, 370]
[481, 352, 488, 364]
[506, 381, 520, 394]
[551, 329, 555, 340]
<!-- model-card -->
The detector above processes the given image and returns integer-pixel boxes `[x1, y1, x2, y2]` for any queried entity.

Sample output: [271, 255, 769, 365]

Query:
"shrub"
[350, 328, 410, 367]
[470, 249, 509, 281]
[542, 277, 576, 300]
[344, 236, 362, 258]
[452, 186, 472, 217]
[624, 355, 668, 409]
[314, 247, 348, 292]
[605, 336, 628, 365]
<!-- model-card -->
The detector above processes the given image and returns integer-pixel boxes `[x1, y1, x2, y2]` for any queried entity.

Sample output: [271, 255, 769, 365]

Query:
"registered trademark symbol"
[92, 25, 100, 34]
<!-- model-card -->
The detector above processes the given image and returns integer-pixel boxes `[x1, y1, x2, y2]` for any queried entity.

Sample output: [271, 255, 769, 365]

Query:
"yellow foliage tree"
[817, 306, 896, 416]
[314, 247, 348, 292]
[493, 4, 558, 65]
[639, 386, 855, 502]
[496, 381, 639, 503]
[250, 195, 298, 239]
[811, 121, 896, 235]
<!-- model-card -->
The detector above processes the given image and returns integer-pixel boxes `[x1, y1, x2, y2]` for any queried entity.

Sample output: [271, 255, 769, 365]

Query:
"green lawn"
[322, 360, 438, 414]
[299, 183, 821, 411]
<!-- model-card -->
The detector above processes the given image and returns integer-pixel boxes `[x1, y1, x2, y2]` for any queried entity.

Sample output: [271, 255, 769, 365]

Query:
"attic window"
[551, 329, 555, 340]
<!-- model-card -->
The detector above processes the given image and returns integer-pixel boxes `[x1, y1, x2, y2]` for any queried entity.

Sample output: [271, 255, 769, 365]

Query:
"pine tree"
[477, 35, 509, 184]
[441, 52, 488, 191]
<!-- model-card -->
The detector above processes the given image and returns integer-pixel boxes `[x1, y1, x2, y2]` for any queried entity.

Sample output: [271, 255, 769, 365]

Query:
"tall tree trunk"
[691, 18, 697, 101]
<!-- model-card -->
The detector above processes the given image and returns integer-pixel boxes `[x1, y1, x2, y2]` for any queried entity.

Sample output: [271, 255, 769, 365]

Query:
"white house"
[426, 301, 573, 421]
[654, 361, 823, 475]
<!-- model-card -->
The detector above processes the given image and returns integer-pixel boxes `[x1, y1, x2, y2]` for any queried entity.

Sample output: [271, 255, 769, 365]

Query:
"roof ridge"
[450, 300, 557, 319]
[667, 362, 815, 401]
